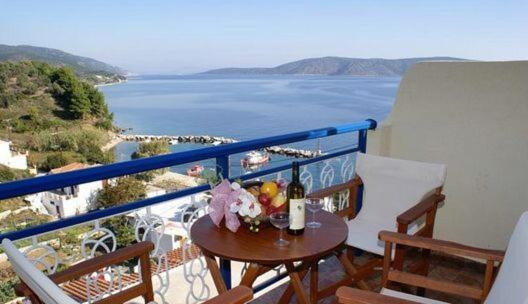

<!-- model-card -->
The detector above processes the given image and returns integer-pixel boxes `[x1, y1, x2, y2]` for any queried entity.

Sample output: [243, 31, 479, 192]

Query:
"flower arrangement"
[208, 178, 288, 233]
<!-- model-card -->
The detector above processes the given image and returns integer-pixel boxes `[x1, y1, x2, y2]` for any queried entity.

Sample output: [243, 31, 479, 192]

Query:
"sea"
[100, 75, 400, 180]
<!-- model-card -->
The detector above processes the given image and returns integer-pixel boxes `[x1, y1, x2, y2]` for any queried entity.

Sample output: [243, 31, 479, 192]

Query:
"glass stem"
[312, 211, 315, 223]
[279, 228, 284, 241]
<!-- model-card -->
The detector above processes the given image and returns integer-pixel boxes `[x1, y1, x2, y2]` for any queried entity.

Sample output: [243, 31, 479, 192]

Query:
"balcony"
[0, 61, 527, 304]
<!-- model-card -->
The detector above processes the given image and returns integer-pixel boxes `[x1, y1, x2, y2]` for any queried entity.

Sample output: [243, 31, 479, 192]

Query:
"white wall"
[0, 141, 27, 170]
[0, 141, 12, 164]
[59, 181, 102, 217]
[42, 181, 103, 218]
[367, 61, 528, 250]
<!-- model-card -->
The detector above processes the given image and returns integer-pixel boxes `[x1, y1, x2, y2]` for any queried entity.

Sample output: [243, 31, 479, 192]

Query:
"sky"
[1, 1, 527, 74]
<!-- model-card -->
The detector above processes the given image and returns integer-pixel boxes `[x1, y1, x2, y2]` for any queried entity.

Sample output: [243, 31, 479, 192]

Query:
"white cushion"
[381, 288, 449, 304]
[355, 153, 447, 225]
[346, 218, 395, 255]
[484, 212, 528, 304]
[346, 217, 419, 256]
[347, 154, 446, 255]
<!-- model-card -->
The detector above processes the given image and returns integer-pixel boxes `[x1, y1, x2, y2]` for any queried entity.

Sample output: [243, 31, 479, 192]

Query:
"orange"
[260, 181, 279, 198]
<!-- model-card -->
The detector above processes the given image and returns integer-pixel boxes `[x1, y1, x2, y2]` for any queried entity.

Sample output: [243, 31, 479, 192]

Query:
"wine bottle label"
[289, 198, 305, 230]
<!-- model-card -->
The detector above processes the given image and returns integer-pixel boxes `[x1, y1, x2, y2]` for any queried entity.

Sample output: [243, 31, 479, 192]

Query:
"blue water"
[100, 75, 400, 178]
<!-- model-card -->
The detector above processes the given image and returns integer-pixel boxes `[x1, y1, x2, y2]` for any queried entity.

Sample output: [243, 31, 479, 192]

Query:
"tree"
[68, 82, 91, 118]
[131, 140, 170, 181]
[95, 177, 146, 209]
[95, 177, 147, 248]
[83, 82, 109, 118]
[131, 140, 170, 159]
[41, 152, 84, 171]
[50, 67, 91, 118]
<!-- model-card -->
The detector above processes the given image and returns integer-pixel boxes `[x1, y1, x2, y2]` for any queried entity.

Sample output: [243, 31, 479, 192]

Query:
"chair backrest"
[355, 153, 447, 225]
[485, 212, 528, 304]
[2, 238, 78, 304]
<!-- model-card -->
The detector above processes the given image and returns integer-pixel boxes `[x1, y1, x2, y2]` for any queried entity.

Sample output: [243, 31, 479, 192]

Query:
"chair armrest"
[49, 241, 155, 284]
[336, 287, 419, 304]
[307, 177, 362, 199]
[307, 177, 362, 218]
[15, 241, 155, 298]
[379, 231, 505, 262]
[204, 286, 253, 304]
[397, 193, 445, 226]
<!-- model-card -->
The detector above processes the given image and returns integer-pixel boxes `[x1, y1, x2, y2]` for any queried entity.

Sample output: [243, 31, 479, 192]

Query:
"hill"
[201, 56, 466, 76]
[0, 44, 126, 85]
[0, 60, 116, 171]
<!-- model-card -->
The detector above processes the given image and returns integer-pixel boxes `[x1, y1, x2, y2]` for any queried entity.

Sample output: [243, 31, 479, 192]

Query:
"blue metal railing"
[0, 119, 376, 291]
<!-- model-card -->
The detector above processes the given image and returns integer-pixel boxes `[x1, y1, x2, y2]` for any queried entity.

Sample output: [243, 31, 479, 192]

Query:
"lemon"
[260, 181, 279, 198]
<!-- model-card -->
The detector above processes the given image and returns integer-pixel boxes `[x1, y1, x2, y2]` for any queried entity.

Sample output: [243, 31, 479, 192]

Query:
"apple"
[271, 193, 286, 208]
[258, 193, 271, 206]
[268, 203, 286, 215]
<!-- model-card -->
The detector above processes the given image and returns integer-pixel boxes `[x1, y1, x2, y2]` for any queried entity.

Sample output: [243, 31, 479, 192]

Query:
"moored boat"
[186, 164, 204, 177]
[240, 151, 270, 169]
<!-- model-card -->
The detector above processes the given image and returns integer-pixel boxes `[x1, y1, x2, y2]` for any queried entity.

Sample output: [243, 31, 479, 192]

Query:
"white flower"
[238, 189, 255, 205]
[239, 201, 262, 218]
[230, 182, 241, 190]
[229, 199, 243, 213]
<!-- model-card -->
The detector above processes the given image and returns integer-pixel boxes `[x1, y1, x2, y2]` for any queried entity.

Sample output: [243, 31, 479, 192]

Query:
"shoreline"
[101, 133, 124, 151]
[94, 78, 128, 88]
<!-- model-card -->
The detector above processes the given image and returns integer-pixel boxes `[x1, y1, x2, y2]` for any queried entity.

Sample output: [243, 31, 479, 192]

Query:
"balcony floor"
[251, 250, 485, 304]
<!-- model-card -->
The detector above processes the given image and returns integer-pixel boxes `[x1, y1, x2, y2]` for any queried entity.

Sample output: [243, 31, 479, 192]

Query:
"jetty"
[118, 134, 322, 158]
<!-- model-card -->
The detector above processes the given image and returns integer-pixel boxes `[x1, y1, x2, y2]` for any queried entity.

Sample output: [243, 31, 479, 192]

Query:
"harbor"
[117, 134, 323, 158]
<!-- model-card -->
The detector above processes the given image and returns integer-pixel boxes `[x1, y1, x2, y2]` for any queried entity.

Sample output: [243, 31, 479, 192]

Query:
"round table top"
[190, 211, 348, 265]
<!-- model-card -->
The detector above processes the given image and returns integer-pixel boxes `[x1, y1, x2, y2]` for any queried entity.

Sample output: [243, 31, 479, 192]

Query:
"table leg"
[240, 263, 270, 287]
[310, 260, 318, 304]
[285, 262, 310, 304]
[337, 250, 370, 290]
[204, 254, 228, 294]
[277, 268, 308, 304]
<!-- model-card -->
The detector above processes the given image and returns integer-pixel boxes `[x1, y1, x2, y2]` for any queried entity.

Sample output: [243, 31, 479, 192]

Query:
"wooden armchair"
[336, 212, 528, 304]
[307, 153, 446, 294]
[3, 239, 253, 304]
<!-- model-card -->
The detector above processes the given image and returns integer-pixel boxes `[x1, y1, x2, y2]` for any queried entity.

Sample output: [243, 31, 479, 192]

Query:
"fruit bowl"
[240, 180, 288, 232]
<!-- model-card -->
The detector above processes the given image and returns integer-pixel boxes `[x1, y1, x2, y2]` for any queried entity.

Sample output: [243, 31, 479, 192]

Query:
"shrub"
[95, 178, 147, 249]
[0, 166, 16, 182]
[95, 177, 146, 209]
[0, 165, 30, 182]
[41, 152, 84, 171]
[0, 278, 18, 303]
[131, 140, 170, 181]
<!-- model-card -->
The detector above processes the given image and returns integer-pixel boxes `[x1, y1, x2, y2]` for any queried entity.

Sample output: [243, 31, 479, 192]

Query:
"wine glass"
[306, 198, 323, 228]
[269, 211, 290, 247]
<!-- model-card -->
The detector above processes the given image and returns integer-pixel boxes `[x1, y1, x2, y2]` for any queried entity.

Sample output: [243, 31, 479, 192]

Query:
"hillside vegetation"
[202, 56, 466, 76]
[0, 60, 116, 170]
[0, 44, 126, 85]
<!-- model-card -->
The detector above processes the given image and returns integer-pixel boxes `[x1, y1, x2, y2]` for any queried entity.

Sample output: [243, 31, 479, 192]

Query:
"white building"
[41, 163, 103, 218]
[131, 191, 209, 252]
[0, 140, 28, 170]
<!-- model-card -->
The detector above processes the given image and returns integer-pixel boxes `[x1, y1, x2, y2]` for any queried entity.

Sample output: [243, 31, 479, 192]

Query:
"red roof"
[50, 162, 90, 174]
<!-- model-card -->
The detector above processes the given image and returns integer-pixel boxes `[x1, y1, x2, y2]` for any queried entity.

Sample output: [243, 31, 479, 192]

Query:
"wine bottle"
[287, 161, 305, 235]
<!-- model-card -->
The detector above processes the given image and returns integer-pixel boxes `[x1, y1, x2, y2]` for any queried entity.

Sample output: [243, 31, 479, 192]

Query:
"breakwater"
[118, 134, 322, 158]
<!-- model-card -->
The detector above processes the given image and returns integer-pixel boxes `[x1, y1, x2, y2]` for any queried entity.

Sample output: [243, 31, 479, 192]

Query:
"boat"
[212, 140, 222, 146]
[186, 164, 204, 177]
[240, 151, 270, 169]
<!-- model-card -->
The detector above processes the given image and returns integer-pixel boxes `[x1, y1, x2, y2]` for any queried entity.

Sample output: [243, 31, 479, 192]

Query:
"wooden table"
[191, 211, 348, 304]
